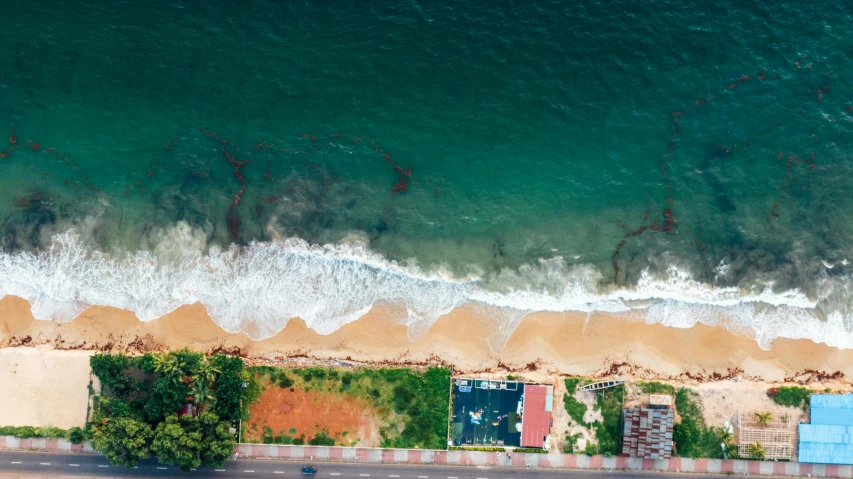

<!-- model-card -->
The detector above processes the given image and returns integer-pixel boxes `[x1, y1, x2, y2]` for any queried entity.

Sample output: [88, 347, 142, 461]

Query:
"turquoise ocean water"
[1, 0, 852, 348]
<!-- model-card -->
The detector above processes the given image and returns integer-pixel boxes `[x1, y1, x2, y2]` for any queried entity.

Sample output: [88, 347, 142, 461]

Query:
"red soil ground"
[246, 386, 379, 445]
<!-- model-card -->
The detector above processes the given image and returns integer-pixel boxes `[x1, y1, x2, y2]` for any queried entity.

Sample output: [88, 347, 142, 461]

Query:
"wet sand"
[1, 294, 852, 385]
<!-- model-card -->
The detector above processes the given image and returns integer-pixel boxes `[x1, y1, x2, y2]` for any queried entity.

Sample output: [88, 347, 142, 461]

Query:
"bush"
[563, 378, 589, 427]
[90, 354, 136, 397]
[68, 427, 86, 444]
[768, 386, 811, 410]
[637, 381, 676, 395]
[212, 355, 245, 422]
[309, 431, 336, 446]
[14, 426, 39, 438]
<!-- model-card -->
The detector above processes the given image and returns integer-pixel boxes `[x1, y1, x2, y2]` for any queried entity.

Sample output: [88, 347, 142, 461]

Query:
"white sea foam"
[1, 224, 851, 350]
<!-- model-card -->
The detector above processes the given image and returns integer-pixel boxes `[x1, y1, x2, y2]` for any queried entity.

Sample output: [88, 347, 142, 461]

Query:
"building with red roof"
[520, 384, 553, 449]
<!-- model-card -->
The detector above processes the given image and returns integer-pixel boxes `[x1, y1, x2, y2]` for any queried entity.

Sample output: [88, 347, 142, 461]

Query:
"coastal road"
[0, 451, 725, 479]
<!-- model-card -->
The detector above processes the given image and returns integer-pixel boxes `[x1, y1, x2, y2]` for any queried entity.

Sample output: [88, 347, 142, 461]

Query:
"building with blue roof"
[798, 394, 853, 464]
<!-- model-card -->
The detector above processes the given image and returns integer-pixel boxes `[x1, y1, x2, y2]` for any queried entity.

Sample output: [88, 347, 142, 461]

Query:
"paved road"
[0, 451, 728, 479]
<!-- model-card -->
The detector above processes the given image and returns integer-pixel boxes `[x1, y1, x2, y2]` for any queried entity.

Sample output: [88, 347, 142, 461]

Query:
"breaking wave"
[1, 223, 852, 350]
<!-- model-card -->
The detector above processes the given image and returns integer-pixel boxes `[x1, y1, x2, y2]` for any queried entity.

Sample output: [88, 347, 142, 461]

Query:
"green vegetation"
[245, 365, 450, 449]
[89, 417, 154, 468]
[88, 350, 243, 468]
[748, 442, 766, 460]
[767, 386, 812, 410]
[563, 432, 582, 453]
[671, 387, 724, 459]
[150, 413, 235, 471]
[561, 378, 623, 456]
[754, 412, 773, 428]
[584, 384, 624, 456]
[563, 378, 589, 427]
[637, 381, 677, 396]
[0, 425, 72, 439]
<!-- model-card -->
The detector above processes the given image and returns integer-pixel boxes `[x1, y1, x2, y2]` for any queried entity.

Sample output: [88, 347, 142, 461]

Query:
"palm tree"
[192, 379, 216, 416]
[749, 442, 766, 460]
[718, 428, 733, 443]
[195, 357, 220, 385]
[153, 353, 184, 384]
[755, 412, 773, 428]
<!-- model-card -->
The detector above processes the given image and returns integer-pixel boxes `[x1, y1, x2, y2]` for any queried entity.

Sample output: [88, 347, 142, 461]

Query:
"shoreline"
[1, 295, 852, 386]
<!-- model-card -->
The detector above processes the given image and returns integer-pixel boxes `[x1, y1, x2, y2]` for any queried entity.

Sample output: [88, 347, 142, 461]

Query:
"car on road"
[302, 466, 317, 475]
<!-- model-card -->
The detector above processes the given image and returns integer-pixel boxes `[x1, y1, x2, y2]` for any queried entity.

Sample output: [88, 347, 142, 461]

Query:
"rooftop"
[621, 407, 674, 459]
[520, 385, 553, 449]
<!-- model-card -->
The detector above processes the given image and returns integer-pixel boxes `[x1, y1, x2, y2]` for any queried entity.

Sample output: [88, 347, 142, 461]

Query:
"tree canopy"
[151, 413, 235, 471]
[89, 417, 153, 468]
[89, 351, 244, 468]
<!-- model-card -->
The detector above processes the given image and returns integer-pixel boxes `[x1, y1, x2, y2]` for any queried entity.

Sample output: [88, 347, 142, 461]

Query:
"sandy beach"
[1, 294, 852, 387]
[0, 347, 93, 428]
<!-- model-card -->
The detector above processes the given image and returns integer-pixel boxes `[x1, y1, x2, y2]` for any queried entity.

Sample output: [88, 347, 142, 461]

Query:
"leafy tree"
[144, 376, 190, 423]
[755, 412, 773, 428]
[133, 353, 157, 374]
[151, 413, 235, 472]
[89, 417, 153, 468]
[90, 354, 135, 396]
[212, 355, 245, 422]
[749, 442, 766, 460]
[197, 412, 236, 467]
[151, 415, 203, 471]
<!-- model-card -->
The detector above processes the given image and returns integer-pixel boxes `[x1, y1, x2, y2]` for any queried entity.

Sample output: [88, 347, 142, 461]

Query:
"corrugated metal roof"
[811, 394, 853, 427]
[799, 424, 853, 464]
[621, 408, 674, 459]
[520, 385, 551, 448]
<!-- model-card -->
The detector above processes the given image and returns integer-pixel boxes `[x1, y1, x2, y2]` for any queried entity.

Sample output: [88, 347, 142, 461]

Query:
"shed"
[621, 407, 674, 459]
[799, 394, 853, 464]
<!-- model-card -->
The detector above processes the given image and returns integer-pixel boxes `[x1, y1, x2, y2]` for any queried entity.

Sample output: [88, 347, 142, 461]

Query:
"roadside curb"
[2, 437, 848, 477]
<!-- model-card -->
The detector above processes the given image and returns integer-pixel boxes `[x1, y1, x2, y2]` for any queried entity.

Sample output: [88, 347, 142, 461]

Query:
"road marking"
[360, 474, 371, 477]
[419, 476, 429, 478]
[216, 469, 226, 472]
[191, 469, 197, 471]
[69, 464, 80, 467]
[157, 467, 168, 470]
[134, 466, 139, 469]
[40, 463, 51, 465]
[98, 465, 109, 468]
[448, 477, 458, 478]
[274, 472, 284, 474]
[330, 474, 341, 476]
[10, 462, 21, 464]
[389, 475, 399, 478]
[245, 470, 255, 473]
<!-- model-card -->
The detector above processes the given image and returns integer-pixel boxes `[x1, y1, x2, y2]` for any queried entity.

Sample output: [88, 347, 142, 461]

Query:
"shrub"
[563, 378, 589, 427]
[309, 431, 336, 446]
[68, 427, 87, 444]
[768, 386, 811, 410]
[90, 354, 136, 397]
[637, 381, 676, 395]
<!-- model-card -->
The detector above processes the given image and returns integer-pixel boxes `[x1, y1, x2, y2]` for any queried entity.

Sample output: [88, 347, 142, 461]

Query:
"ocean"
[1, 0, 851, 349]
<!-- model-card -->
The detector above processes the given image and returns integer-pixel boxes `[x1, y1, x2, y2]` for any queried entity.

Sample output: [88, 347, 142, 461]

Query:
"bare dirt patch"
[246, 385, 379, 446]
